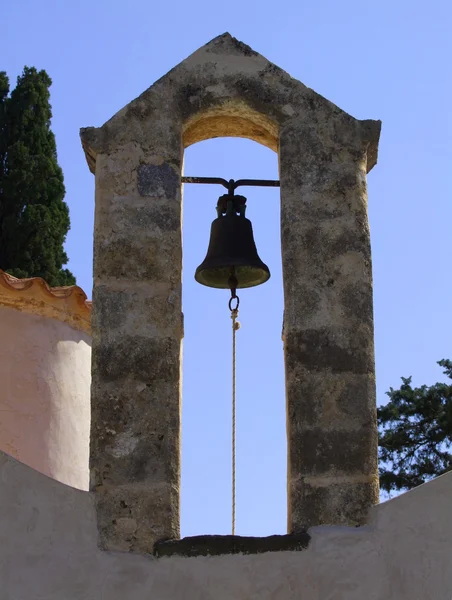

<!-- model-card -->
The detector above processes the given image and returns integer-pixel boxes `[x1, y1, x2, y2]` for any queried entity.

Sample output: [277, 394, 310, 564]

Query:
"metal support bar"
[181, 177, 280, 191]
[234, 179, 280, 189]
[182, 176, 230, 188]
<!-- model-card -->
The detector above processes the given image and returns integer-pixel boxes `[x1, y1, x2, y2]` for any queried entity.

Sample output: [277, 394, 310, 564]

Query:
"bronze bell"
[195, 193, 270, 289]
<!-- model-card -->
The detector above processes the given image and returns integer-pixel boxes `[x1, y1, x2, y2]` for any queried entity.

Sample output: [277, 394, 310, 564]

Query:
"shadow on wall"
[0, 305, 91, 490]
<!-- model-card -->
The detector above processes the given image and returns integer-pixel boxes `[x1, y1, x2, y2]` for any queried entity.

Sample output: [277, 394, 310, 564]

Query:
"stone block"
[289, 478, 379, 530]
[94, 483, 179, 553]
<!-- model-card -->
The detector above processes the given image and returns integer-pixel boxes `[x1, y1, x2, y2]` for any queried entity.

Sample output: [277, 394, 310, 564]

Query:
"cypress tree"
[0, 67, 75, 286]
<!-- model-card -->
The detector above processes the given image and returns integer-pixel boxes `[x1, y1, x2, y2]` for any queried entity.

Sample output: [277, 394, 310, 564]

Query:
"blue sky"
[2, 0, 451, 536]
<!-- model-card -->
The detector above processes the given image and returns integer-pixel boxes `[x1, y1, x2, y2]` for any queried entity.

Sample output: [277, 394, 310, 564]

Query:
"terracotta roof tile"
[0, 270, 91, 336]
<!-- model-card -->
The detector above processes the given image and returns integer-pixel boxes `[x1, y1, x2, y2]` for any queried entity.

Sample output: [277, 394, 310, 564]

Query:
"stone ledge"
[154, 532, 311, 558]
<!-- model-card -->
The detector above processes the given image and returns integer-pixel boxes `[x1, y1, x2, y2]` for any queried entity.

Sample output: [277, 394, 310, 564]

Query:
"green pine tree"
[378, 359, 452, 493]
[0, 67, 75, 286]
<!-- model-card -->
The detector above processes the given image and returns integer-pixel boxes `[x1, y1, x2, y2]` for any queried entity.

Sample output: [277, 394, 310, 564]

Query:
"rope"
[230, 301, 240, 536]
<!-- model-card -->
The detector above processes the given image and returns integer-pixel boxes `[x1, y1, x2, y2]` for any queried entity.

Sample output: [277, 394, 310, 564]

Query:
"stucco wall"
[0, 307, 91, 490]
[1, 449, 451, 599]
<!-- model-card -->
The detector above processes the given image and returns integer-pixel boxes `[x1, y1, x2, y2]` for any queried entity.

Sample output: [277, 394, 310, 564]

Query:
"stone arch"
[81, 33, 381, 555]
[183, 103, 279, 152]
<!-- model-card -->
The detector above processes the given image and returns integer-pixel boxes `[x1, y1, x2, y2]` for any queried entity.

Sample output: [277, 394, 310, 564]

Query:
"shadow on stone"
[154, 532, 311, 558]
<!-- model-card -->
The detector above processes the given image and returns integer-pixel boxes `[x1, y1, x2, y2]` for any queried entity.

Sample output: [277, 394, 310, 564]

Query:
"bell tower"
[81, 33, 381, 555]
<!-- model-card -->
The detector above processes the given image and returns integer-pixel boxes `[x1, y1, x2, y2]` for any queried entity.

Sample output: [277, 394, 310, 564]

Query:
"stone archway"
[81, 33, 381, 554]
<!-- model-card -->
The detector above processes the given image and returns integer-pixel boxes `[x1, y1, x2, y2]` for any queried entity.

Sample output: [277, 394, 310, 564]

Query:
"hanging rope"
[229, 294, 240, 536]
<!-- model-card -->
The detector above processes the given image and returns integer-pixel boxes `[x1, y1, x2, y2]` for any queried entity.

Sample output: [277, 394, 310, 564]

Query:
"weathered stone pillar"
[280, 118, 380, 531]
[88, 137, 183, 553]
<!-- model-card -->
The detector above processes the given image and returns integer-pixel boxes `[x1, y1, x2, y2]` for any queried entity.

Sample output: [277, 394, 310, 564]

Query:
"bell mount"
[188, 176, 276, 293]
[181, 176, 280, 193]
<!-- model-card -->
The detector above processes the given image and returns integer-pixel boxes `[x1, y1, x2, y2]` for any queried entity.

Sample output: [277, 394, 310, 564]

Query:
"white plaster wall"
[0, 449, 451, 600]
[0, 307, 91, 490]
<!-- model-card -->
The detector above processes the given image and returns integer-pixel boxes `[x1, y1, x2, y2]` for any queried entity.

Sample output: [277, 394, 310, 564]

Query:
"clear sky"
[2, 0, 451, 536]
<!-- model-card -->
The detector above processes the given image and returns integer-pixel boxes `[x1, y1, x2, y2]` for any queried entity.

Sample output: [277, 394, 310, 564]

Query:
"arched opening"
[181, 136, 286, 537]
[183, 106, 279, 153]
